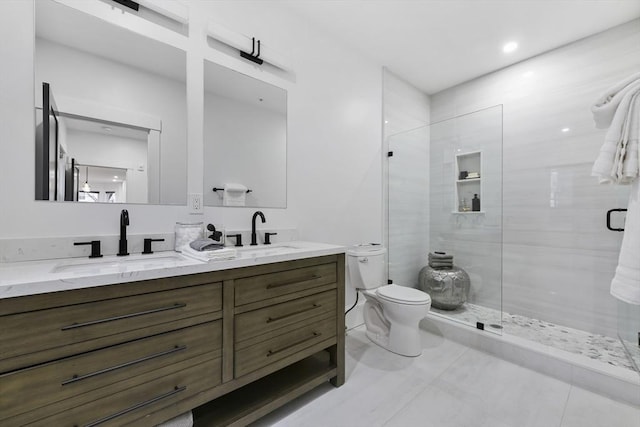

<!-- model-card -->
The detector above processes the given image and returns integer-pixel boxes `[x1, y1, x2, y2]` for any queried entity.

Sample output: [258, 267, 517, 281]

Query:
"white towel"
[181, 244, 237, 262]
[591, 79, 640, 184]
[610, 179, 640, 305]
[157, 411, 193, 427]
[222, 183, 247, 207]
[591, 72, 640, 128]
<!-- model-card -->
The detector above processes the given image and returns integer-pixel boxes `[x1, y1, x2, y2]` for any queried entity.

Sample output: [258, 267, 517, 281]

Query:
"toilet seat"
[376, 284, 431, 305]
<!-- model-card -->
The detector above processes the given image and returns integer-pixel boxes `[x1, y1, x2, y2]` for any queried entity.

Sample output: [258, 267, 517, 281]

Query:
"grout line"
[558, 385, 574, 427]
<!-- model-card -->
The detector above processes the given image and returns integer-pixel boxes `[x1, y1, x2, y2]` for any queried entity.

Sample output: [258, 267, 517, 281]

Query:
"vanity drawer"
[235, 290, 337, 345]
[0, 282, 222, 372]
[25, 356, 221, 427]
[0, 320, 221, 424]
[235, 316, 336, 377]
[235, 263, 336, 306]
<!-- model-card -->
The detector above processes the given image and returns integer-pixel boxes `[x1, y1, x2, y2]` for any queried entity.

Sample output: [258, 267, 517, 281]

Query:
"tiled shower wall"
[430, 19, 640, 337]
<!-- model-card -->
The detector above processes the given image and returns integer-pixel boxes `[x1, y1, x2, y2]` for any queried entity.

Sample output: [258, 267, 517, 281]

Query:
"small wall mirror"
[203, 60, 287, 208]
[34, 0, 187, 205]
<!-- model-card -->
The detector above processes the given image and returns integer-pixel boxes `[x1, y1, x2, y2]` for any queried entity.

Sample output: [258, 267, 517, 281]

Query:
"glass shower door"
[388, 105, 503, 332]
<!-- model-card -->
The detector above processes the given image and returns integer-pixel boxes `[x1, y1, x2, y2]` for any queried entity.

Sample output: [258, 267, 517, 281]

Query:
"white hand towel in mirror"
[223, 183, 247, 206]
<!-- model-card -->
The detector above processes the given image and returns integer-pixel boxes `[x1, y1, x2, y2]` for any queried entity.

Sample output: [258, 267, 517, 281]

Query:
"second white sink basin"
[52, 252, 201, 275]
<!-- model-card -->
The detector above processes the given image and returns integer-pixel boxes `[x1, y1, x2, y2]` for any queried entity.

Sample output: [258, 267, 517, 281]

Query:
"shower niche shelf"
[453, 150, 483, 213]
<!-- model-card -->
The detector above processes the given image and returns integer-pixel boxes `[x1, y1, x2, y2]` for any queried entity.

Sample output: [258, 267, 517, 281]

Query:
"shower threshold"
[430, 303, 635, 371]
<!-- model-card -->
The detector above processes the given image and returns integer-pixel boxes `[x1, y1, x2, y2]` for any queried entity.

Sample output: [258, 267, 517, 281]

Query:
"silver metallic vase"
[418, 265, 470, 310]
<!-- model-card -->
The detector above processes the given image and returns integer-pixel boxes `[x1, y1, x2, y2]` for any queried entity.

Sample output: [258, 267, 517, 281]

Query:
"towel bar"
[213, 187, 252, 193]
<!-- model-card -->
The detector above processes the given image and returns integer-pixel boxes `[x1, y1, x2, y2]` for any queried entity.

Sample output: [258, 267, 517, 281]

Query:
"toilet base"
[362, 297, 424, 357]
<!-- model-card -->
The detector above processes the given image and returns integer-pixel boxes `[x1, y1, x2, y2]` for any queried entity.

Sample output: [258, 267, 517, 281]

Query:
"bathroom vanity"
[0, 243, 345, 426]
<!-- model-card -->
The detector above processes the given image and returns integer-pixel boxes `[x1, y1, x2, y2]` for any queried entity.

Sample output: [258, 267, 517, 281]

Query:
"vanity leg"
[330, 254, 345, 387]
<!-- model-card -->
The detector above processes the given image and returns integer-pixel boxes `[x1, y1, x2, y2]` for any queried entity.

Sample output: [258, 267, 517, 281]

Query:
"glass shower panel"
[429, 106, 503, 331]
[388, 126, 430, 289]
[388, 105, 503, 332]
[618, 301, 640, 374]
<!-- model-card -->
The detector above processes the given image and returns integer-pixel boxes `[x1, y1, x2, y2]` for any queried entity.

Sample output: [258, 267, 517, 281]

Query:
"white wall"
[0, 0, 383, 262]
[430, 19, 640, 337]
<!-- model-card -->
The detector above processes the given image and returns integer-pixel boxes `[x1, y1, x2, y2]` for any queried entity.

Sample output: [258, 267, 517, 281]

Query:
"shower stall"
[387, 105, 639, 376]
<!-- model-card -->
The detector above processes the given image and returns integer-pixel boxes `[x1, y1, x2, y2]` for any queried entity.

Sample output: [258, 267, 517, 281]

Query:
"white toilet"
[347, 244, 431, 357]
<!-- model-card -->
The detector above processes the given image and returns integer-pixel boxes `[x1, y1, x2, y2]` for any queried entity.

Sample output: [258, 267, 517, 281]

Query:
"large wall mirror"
[34, 0, 187, 205]
[203, 60, 287, 208]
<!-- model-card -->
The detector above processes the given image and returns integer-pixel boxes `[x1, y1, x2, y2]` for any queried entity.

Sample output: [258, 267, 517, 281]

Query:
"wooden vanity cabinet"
[0, 253, 345, 427]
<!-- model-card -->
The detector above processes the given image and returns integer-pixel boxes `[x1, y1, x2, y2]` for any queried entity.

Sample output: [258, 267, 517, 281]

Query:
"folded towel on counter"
[189, 239, 224, 252]
[181, 245, 237, 262]
[592, 72, 640, 129]
[610, 179, 640, 305]
[592, 74, 640, 184]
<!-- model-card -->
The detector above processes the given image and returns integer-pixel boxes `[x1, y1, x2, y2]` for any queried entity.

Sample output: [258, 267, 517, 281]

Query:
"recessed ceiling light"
[561, 127, 571, 133]
[384, 120, 389, 124]
[112, 179, 117, 182]
[113, 175, 118, 179]
[503, 41, 518, 54]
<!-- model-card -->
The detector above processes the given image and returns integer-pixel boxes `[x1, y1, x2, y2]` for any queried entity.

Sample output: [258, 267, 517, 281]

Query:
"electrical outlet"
[189, 193, 203, 214]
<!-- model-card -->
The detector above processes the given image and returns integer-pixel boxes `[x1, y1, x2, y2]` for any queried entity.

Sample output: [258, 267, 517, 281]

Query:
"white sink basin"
[238, 244, 301, 259]
[52, 253, 200, 275]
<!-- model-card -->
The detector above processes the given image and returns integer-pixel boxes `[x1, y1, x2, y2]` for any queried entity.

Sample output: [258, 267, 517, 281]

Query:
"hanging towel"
[610, 179, 640, 305]
[591, 83, 640, 184]
[222, 183, 247, 207]
[591, 72, 640, 129]
[592, 73, 640, 305]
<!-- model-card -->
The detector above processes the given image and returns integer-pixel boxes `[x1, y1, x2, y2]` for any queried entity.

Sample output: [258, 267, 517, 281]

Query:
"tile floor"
[251, 327, 640, 427]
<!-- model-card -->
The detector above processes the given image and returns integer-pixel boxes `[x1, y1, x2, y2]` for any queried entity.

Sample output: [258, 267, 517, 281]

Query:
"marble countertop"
[0, 241, 345, 300]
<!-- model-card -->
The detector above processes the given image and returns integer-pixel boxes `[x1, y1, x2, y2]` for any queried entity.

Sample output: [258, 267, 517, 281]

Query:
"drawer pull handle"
[61, 303, 187, 330]
[62, 345, 188, 386]
[83, 385, 187, 427]
[266, 275, 320, 289]
[267, 304, 321, 323]
[267, 332, 321, 357]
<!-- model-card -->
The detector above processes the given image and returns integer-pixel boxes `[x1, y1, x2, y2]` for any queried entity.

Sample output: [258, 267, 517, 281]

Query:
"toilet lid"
[376, 284, 431, 305]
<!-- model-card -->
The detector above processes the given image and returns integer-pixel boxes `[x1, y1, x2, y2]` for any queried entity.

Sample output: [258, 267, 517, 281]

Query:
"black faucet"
[250, 211, 266, 246]
[117, 209, 129, 256]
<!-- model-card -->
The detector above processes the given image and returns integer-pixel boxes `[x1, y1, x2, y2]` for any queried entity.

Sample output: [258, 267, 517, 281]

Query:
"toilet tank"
[347, 244, 387, 290]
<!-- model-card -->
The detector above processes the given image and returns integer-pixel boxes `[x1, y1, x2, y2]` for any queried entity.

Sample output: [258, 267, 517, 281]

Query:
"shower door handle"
[606, 208, 627, 232]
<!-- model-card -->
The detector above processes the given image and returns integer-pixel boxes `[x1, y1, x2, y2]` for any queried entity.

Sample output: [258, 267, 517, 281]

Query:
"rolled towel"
[428, 252, 453, 260]
[429, 261, 454, 268]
